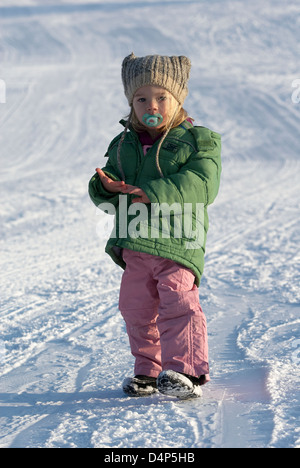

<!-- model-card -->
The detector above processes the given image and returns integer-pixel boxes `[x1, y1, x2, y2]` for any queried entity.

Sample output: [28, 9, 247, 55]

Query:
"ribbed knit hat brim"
[122, 53, 191, 105]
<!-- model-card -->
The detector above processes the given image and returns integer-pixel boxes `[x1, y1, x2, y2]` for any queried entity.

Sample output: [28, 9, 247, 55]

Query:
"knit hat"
[122, 53, 191, 105]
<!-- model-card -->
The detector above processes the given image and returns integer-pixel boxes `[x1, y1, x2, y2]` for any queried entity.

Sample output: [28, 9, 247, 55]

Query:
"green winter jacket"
[89, 120, 221, 286]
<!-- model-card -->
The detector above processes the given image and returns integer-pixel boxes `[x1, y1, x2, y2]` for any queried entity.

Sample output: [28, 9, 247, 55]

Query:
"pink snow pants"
[119, 249, 210, 383]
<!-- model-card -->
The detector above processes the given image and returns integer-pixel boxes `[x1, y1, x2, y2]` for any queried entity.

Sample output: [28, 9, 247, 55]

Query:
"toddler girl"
[89, 53, 221, 399]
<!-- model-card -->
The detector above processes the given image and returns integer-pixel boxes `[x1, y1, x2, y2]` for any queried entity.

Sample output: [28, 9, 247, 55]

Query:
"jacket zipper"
[134, 138, 163, 185]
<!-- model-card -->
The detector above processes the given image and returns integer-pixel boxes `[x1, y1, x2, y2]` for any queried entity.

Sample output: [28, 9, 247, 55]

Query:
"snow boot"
[157, 370, 203, 400]
[122, 375, 158, 397]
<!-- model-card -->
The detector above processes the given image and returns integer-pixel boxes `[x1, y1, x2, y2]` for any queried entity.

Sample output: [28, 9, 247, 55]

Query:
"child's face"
[132, 85, 178, 131]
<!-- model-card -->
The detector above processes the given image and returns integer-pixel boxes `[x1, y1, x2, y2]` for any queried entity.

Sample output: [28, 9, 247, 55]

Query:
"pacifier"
[142, 113, 163, 127]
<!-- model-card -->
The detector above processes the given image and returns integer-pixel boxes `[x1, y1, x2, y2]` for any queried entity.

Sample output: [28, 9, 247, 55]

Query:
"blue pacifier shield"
[142, 113, 163, 127]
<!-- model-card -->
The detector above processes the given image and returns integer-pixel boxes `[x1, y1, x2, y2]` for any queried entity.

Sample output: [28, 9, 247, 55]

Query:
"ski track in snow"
[0, 0, 299, 448]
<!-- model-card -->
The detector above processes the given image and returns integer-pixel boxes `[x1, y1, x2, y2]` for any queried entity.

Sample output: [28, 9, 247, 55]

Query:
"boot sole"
[157, 370, 203, 400]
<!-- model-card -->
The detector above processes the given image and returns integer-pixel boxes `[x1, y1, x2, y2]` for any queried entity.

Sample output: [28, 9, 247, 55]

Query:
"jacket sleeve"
[140, 130, 221, 207]
[88, 159, 121, 209]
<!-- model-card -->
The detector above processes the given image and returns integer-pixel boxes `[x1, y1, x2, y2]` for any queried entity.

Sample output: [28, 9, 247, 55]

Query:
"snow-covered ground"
[0, 0, 299, 449]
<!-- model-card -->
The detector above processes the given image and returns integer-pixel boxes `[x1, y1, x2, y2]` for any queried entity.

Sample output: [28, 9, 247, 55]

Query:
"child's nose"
[147, 100, 158, 113]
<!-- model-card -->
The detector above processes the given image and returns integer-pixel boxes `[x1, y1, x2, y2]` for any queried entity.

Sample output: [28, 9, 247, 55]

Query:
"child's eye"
[137, 98, 146, 103]
[158, 96, 167, 101]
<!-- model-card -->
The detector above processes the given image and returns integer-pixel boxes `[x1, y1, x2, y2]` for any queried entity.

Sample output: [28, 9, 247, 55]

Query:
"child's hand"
[96, 168, 125, 193]
[96, 168, 150, 203]
[120, 185, 151, 204]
